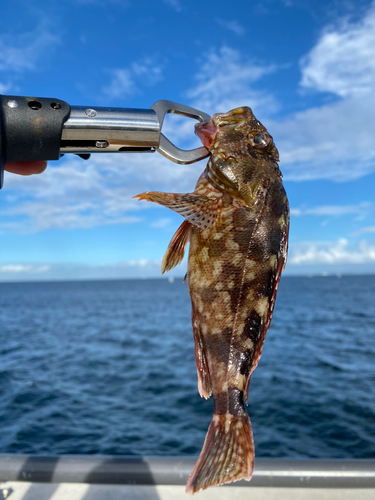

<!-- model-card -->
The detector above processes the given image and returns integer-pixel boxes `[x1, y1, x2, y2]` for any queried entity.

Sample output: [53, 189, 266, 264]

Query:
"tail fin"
[186, 413, 254, 494]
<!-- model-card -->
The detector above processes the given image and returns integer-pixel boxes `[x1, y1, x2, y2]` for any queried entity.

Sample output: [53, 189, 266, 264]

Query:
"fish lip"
[195, 119, 219, 149]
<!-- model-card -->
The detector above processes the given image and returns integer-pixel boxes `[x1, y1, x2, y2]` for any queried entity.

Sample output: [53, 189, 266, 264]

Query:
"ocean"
[0, 275, 374, 459]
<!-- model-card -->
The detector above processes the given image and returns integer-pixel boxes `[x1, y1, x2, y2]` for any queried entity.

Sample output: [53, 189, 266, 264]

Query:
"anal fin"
[192, 316, 212, 399]
[161, 220, 191, 274]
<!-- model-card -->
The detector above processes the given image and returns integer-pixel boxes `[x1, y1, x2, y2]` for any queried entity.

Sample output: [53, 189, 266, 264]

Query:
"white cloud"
[0, 259, 187, 282]
[181, 46, 370, 188]
[0, 264, 47, 273]
[163, 0, 182, 11]
[103, 69, 134, 97]
[181, 43, 371, 183]
[265, 4, 375, 182]
[2, 200, 140, 232]
[291, 202, 373, 221]
[272, 95, 375, 181]
[1, 148, 205, 233]
[103, 58, 163, 98]
[150, 218, 172, 229]
[215, 19, 245, 36]
[187, 46, 279, 116]
[0, 29, 60, 73]
[352, 226, 375, 236]
[300, 5, 375, 97]
[289, 238, 375, 265]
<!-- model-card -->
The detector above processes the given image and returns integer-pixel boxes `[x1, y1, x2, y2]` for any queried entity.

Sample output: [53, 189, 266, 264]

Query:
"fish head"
[195, 107, 279, 161]
[195, 107, 280, 205]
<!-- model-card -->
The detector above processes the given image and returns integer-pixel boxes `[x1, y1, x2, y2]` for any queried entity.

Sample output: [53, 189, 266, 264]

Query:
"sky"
[1, 0, 375, 281]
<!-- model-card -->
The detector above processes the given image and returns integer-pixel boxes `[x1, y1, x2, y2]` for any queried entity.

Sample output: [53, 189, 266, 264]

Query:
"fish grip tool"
[0, 96, 211, 189]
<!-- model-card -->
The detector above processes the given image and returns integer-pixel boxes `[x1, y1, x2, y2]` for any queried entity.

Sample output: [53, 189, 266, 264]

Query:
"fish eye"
[252, 132, 271, 149]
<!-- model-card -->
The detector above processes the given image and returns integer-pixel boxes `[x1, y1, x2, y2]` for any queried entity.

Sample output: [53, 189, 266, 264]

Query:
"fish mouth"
[194, 119, 219, 149]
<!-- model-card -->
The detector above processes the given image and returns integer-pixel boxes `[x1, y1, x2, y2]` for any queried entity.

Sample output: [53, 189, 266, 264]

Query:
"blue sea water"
[0, 275, 374, 459]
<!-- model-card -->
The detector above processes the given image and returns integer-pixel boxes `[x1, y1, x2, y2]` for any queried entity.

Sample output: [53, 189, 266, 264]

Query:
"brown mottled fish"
[134, 107, 289, 494]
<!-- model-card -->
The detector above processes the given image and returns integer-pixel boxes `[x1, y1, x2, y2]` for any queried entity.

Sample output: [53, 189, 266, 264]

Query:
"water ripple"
[0, 276, 374, 458]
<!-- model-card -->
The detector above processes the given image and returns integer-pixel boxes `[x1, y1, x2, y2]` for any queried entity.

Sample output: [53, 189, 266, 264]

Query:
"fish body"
[134, 107, 289, 494]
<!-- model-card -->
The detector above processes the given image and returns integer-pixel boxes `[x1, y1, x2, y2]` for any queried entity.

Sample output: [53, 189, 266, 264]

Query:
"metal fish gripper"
[0, 96, 211, 188]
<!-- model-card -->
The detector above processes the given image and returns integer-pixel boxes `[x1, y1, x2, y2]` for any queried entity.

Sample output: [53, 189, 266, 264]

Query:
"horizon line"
[0, 272, 375, 285]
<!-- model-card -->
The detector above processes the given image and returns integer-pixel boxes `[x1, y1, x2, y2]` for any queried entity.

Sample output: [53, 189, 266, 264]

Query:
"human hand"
[4, 161, 47, 175]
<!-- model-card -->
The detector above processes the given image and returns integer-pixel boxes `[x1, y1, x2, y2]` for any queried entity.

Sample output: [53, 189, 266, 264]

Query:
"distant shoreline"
[0, 273, 375, 285]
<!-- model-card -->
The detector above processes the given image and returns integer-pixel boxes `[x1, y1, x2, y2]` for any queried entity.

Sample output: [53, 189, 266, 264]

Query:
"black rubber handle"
[0, 95, 71, 189]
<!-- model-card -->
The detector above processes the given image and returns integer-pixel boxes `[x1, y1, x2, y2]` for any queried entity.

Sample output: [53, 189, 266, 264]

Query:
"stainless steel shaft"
[61, 106, 160, 153]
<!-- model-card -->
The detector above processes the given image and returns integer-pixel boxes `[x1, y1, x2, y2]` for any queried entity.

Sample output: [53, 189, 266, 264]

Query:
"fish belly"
[187, 203, 277, 395]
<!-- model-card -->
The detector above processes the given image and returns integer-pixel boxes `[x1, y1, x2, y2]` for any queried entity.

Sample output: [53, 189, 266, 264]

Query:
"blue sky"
[1, 0, 375, 280]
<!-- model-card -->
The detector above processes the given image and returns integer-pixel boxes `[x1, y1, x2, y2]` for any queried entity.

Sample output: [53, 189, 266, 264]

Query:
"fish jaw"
[195, 108, 254, 150]
[195, 119, 219, 150]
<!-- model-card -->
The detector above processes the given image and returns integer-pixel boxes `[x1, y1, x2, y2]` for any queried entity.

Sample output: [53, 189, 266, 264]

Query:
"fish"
[134, 106, 289, 494]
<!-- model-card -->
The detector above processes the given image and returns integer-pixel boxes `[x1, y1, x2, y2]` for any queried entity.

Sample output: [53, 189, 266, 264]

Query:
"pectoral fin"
[161, 220, 191, 274]
[133, 191, 218, 230]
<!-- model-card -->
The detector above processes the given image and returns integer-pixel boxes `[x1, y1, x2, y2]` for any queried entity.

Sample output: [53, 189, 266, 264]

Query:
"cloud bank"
[187, 46, 279, 117]
[103, 58, 164, 98]
[300, 6, 375, 97]
[289, 238, 375, 266]
[273, 3, 375, 182]
[0, 258, 187, 282]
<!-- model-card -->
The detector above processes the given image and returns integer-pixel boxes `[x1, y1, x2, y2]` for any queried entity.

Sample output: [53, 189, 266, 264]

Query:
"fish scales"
[134, 106, 289, 494]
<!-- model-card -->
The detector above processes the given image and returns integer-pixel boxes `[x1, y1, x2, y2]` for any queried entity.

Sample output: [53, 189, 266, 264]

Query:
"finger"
[5, 161, 48, 176]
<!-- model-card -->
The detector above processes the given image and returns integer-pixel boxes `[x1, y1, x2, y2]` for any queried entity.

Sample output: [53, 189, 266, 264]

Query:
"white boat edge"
[0, 455, 374, 500]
